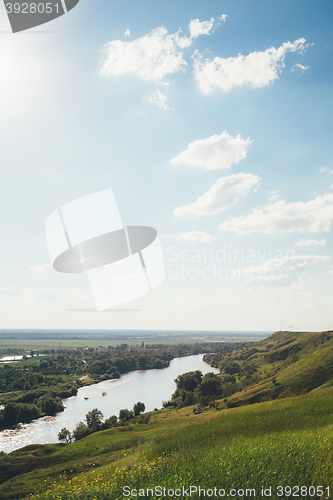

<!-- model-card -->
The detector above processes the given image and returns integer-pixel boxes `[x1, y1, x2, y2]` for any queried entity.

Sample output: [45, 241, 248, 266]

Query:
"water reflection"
[0, 354, 218, 453]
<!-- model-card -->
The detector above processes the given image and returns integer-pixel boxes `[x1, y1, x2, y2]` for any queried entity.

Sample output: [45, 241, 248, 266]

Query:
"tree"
[85, 408, 103, 430]
[103, 415, 117, 429]
[220, 361, 241, 375]
[133, 402, 145, 416]
[138, 355, 147, 370]
[196, 373, 221, 397]
[58, 427, 72, 443]
[3, 402, 21, 426]
[175, 371, 203, 392]
[37, 395, 63, 415]
[119, 408, 134, 422]
[138, 414, 150, 424]
[72, 421, 89, 441]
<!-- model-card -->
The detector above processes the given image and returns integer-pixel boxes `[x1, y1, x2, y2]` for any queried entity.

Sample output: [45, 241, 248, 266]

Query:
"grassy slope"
[0, 409, 198, 499]
[214, 330, 333, 407]
[2, 388, 332, 499]
[1, 330, 333, 499]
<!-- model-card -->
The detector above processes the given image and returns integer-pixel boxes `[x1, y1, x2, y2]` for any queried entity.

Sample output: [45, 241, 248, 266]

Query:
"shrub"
[72, 421, 89, 441]
[133, 402, 145, 416]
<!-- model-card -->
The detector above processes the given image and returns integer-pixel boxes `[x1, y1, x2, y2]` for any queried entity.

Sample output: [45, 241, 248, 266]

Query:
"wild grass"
[20, 389, 333, 500]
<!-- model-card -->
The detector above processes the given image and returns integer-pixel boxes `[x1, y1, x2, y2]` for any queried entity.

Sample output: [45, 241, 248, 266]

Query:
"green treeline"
[58, 402, 148, 443]
[163, 359, 258, 410]
[0, 342, 245, 430]
[163, 370, 237, 410]
[164, 331, 333, 411]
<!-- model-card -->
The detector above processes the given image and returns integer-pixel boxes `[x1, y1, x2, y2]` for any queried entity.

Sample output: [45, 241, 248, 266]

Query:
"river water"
[0, 354, 218, 454]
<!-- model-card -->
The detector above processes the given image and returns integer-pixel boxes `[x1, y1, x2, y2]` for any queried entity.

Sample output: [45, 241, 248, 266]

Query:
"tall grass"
[26, 391, 333, 499]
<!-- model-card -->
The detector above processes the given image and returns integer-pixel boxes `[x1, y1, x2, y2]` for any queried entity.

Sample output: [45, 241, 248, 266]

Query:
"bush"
[102, 415, 118, 429]
[133, 402, 145, 416]
[37, 395, 63, 415]
[58, 428, 72, 443]
[138, 414, 150, 424]
[72, 421, 89, 441]
[119, 408, 134, 422]
[85, 408, 103, 430]
[0, 402, 40, 428]
[175, 371, 203, 392]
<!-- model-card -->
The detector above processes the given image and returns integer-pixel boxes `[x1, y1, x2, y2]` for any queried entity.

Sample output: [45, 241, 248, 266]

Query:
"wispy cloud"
[29, 263, 54, 273]
[219, 192, 333, 234]
[292, 63, 310, 72]
[174, 173, 260, 216]
[238, 255, 329, 288]
[193, 38, 307, 94]
[0, 286, 24, 297]
[0, 286, 66, 300]
[34, 289, 63, 300]
[167, 231, 217, 242]
[170, 131, 252, 170]
[269, 189, 281, 201]
[295, 239, 326, 247]
[146, 89, 172, 111]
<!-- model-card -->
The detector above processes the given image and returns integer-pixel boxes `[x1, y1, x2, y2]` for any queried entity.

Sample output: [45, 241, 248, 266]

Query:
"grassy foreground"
[1, 387, 332, 499]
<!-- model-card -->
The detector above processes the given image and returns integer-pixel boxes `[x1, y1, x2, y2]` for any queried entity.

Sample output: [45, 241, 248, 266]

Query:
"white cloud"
[29, 263, 54, 273]
[237, 255, 329, 288]
[169, 231, 217, 242]
[174, 173, 261, 216]
[146, 89, 172, 111]
[34, 289, 63, 300]
[292, 63, 310, 72]
[189, 18, 215, 38]
[100, 27, 192, 82]
[192, 37, 307, 94]
[295, 239, 326, 247]
[170, 131, 252, 170]
[269, 189, 281, 201]
[320, 166, 328, 173]
[219, 193, 333, 234]
[0, 286, 82, 305]
[124, 29, 130, 37]
[189, 15, 227, 39]
[0, 286, 24, 297]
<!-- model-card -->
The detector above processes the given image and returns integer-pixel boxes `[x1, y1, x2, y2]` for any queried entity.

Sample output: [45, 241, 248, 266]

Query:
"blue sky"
[0, 0, 332, 331]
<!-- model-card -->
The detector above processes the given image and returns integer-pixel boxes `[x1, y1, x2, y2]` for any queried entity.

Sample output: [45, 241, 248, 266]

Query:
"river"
[0, 354, 218, 454]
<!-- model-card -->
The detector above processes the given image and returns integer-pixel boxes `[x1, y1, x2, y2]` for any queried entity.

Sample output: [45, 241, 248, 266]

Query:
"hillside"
[1, 388, 332, 499]
[0, 331, 333, 499]
[204, 330, 333, 407]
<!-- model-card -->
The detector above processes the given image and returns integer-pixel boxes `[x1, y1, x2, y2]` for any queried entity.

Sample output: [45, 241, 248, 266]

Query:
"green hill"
[1, 331, 333, 500]
[204, 330, 333, 407]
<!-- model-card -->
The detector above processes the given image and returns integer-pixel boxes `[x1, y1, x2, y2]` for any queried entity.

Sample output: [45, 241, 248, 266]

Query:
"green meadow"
[0, 330, 333, 499]
[0, 389, 332, 499]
